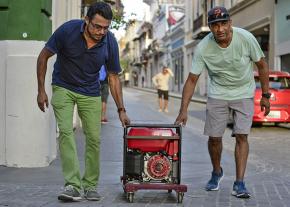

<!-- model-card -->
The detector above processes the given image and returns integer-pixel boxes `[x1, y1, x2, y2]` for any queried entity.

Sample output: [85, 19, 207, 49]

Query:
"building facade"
[275, 0, 290, 73]
[120, 0, 289, 95]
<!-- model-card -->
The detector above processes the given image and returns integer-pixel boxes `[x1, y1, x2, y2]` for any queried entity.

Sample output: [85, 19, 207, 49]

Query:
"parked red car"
[253, 71, 290, 124]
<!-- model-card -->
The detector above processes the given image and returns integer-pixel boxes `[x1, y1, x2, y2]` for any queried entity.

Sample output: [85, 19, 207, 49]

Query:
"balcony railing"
[193, 15, 203, 32]
[192, 14, 210, 39]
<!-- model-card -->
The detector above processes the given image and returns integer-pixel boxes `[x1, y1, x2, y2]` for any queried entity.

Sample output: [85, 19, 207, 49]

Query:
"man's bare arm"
[108, 72, 130, 126]
[36, 48, 54, 112]
[175, 73, 200, 125]
[255, 58, 270, 116]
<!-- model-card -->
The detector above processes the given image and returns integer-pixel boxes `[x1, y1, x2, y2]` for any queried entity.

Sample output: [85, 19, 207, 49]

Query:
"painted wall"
[276, 0, 290, 44]
[52, 0, 81, 30]
[0, 41, 56, 167]
[0, 0, 81, 167]
[0, 42, 7, 165]
[275, 0, 290, 57]
[230, 0, 275, 68]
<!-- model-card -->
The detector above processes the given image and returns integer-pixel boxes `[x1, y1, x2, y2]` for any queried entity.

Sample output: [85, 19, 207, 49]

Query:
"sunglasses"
[89, 21, 109, 32]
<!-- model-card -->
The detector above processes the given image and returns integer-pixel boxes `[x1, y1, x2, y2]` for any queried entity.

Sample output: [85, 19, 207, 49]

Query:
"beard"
[86, 26, 104, 42]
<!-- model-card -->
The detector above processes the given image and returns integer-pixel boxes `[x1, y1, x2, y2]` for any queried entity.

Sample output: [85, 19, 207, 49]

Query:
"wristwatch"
[117, 107, 126, 113]
[262, 92, 271, 99]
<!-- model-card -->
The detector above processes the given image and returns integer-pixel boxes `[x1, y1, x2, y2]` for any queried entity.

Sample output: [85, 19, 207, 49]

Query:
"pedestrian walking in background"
[36, 2, 130, 202]
[175, 6, 270, 199]
[99, 65, 110, 124]
[124, 72, 130, 87]
[141, 76, 145, 88]
[152, 66, 174, 113]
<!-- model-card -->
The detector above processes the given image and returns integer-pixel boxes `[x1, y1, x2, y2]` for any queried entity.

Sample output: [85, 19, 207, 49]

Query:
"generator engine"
[125, 128, 179, 183]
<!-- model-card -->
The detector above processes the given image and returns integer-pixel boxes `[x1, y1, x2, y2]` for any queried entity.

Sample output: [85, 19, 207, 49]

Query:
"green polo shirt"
[191, 27, 265, 100]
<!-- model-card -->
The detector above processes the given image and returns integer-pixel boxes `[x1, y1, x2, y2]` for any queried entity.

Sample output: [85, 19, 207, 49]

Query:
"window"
[255, 76, 290, 89]
[281, 54, 290, 73]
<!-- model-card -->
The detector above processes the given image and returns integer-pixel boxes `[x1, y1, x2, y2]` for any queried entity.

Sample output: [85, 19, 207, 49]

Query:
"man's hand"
[36, 48, 54, 112]
[260, 97, 270, 116]
[174, 111, 188, 126]
[119, 111, 130, 127]
[37, 91, 49, 112]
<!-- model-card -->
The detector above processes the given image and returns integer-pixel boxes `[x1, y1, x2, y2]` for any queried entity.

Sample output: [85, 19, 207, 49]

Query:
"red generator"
[121, 124, 187, 203]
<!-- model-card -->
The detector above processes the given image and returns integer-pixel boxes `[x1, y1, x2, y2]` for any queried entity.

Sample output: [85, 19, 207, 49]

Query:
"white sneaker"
[164, 109, 169, 113]
[158, 109, 162, 112]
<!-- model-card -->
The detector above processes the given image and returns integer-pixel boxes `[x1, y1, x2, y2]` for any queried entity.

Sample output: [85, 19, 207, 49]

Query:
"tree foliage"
[111, 9, 127, 30]
[120, 58, 130, 73]
[111, 9, 136, 30]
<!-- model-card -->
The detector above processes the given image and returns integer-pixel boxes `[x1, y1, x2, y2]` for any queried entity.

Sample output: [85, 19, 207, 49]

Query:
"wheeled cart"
[121, 124, 187, 203]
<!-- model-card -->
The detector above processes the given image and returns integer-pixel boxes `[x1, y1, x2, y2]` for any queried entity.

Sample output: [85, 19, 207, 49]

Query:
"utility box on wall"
[0, 0, 52, 41]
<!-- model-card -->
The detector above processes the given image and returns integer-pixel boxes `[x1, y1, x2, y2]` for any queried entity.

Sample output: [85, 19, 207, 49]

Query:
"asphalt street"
[0, 87, 290, 207]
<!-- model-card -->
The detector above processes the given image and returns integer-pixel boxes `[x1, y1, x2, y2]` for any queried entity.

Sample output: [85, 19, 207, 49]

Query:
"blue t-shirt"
[45, 20, 121, 96]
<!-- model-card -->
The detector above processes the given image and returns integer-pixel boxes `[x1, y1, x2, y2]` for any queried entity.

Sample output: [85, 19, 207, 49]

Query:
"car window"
[255, 76, 290, 89]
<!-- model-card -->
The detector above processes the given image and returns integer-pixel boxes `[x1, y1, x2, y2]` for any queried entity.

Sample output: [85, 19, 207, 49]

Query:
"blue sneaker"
[231, 181, 251, 198]
[205, 168, 223, 191]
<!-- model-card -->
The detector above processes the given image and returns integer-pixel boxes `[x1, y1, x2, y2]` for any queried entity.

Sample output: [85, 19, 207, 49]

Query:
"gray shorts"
[204, 97, 254, 137]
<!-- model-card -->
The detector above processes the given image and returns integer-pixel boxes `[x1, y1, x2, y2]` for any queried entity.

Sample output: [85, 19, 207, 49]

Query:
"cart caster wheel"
[168, 189, 172, 193]
[128, 192, 134, 203]
[177, 192, 184, 203]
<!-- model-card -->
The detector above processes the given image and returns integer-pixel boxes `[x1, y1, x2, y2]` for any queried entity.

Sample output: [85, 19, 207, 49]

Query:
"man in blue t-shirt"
[175, 6, 270, 199]
[36, 2, 130, 202]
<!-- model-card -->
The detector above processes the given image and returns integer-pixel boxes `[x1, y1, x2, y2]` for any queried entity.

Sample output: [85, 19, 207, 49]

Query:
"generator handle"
[124, 123, 182, 139]
[125, 123, 181, 129]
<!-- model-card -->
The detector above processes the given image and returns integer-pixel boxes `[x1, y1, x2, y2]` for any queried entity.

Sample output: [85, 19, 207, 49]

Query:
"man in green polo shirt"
[175, 6, 270, 198]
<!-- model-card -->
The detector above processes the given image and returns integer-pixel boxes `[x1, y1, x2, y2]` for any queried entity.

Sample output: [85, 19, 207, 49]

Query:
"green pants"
[51, 85, 101, 191]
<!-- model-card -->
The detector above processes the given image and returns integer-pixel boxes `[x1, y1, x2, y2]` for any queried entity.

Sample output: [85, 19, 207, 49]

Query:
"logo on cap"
[214, 8, 222, 18]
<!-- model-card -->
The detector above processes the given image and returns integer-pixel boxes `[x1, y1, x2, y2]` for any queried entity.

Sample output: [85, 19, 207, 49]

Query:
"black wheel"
[128, 192, 134, 203]
[177, 192, 184, 203]
[252, 122, 262, 127]
[168, 189, 172, 193]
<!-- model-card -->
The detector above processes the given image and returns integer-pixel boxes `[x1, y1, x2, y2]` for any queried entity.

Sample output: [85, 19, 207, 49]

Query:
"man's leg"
[76, 95, 101, 200]
[208, 137, 223, 174]
[51, 86, 82, 201]
[158, 98, 163, 111]
[230, 98, 253, 198]
[101, 101, 107, 119]
[234, 134, 249, 181]
[204, 98, 228, 191]
[232, 134, 251, 198]
[157, 90, 163, 111]
[205, 136, 224, 191]
[163, 91, 169, 112]
[100, 83, 109, 122]
[164, 99, 168, 111]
